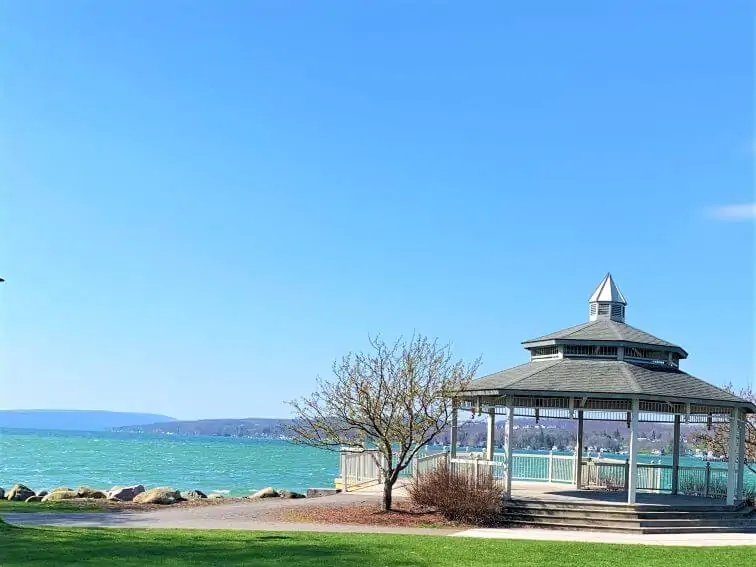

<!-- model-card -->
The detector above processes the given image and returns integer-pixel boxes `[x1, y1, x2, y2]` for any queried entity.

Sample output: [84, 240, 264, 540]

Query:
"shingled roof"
[522, 319, 686, 355]
[463, 358, 751, 408]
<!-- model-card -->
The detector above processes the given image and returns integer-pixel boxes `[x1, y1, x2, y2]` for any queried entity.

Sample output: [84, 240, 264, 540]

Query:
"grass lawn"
[0, 521, 751, 567]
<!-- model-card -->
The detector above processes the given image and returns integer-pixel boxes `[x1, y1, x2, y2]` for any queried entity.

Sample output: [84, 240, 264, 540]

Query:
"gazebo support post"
[627, 398, 640, 505]
[504, 403, 514, 498]
[485, 407, 496, 461]
[575, 410, 584, 489]
[671, 414, 681, 495]
[727, 408, 739, 506]
[450, 401, 458, 460]
[736, 412, 746, 502]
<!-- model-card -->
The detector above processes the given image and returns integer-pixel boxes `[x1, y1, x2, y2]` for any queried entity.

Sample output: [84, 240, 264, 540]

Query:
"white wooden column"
[727, 408, 739, 506]
[671, 414, 681, 495]
[485, 407, 496, 461]
[574, 410, 585, 489]
[504, 403, 514, 498]
[450, 401, 458, 459]
[627, 398, 640, 505]
[736, 411, 746, 502]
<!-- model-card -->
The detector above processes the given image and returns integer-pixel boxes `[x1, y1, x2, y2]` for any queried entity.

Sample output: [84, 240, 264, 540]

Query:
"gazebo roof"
[463, 359, 753, 410]
[523, 319, 687, 357]
[459, 274, 754, 414]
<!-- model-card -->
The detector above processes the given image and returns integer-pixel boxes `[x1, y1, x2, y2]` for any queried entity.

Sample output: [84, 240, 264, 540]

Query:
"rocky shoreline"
[1, 483, 312, 505]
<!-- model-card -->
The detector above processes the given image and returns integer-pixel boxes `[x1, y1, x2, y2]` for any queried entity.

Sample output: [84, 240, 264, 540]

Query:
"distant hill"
[0, 410, 177, 432]
[114, 418, 291, 438]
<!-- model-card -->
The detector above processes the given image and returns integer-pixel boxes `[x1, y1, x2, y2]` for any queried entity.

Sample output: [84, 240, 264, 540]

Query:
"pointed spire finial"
[588, 273, 627, 322]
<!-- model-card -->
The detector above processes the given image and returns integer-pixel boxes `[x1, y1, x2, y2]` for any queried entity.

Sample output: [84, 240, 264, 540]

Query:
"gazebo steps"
[504, 520, 756, 534]
[506, 509, 753, 520]
[507, 498, 747, 513]
[505, 503, 753, 520]
[501, 501, 756, 533]
[504, 512, 756, 525]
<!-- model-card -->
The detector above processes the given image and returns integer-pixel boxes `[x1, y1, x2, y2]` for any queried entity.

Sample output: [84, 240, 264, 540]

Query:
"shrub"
[407, 465, 504, 526]
[744, 486, 755, 507]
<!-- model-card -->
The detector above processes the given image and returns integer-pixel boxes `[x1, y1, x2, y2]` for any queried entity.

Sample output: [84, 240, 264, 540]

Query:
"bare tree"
[692, 384, 755, 473]
[287, 334, 479, 511]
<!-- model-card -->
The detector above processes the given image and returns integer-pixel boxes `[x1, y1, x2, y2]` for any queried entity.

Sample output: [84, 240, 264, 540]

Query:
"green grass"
[0, 520, 751, 567]
[0, 500, 107, 513]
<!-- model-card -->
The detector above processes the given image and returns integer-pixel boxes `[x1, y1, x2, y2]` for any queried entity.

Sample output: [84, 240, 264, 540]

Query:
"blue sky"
[1, 2, 753, 420]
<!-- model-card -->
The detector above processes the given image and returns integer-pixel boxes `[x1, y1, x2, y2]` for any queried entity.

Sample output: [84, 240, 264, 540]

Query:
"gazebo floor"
[510, 481, 730, 508]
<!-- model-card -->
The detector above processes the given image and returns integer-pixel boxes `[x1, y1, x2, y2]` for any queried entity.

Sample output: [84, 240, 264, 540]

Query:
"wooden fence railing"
[338, 448, 733, 498]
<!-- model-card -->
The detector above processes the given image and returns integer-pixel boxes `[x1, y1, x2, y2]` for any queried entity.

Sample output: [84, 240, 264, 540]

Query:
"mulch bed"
[274, 501, 469, 529]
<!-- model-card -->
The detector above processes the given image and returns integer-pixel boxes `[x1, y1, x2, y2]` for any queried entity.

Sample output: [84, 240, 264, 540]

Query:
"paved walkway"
[2, 493, 754, 546]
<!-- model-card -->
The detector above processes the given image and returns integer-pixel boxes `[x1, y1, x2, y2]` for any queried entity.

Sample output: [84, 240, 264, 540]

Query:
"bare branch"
[691, 384, 755, 474]
[285, 333, 480, 510]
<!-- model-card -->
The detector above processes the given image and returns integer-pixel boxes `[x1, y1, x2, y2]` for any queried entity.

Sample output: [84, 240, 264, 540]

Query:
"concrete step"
[503, 512, 756, 529]
[503, 506, 755, 521]
[505, 520, 756, 535]
[507, 499, 746, 513]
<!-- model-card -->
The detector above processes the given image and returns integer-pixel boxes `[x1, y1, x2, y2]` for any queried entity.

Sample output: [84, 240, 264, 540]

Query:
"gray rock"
[7, 484, 35, 501]
[180, 490, 207, 500]
[76, 486, 107, 499]
[25, 495, 44, 503]
[249, 487, 278, 499]
[107, 485, 145, 502]
[278, 490, 305, 499]
[133, 487, 181, 505]
[37, 490, 48, 498]
[42, 490, 79, 502]
[208, 493, 224, 499]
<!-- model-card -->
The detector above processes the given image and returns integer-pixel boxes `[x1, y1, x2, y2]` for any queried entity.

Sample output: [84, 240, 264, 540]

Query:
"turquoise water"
[2, 428, 752, 496]
[0, 429, 338, 496]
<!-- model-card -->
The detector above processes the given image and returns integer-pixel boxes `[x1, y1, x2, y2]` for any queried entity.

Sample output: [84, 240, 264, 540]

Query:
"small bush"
[744, 486, 755, 507]
[407, 466, 504, 526]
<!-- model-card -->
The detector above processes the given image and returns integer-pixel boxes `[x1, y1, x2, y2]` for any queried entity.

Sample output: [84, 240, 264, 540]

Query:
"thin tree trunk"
[382, 478, 393, 511]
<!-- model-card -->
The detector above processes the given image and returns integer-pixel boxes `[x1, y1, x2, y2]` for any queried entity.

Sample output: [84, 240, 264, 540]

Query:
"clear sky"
[1, 2, 753, 420]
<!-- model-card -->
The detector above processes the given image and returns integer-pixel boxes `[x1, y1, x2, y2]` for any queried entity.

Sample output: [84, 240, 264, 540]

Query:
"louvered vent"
[611, 304, 624, 320]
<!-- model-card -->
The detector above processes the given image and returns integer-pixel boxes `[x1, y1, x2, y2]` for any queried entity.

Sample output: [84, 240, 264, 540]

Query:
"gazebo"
[451, 273, 754, 505]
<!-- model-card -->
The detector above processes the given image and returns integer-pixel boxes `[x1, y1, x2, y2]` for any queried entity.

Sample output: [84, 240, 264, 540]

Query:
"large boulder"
[249, 487, 278, 499]
[76, 487, 107, 499]
[25, 495, 44, 503]
[42, 490, 79, 502]
[133, 487, 182, 505]
[108, 485, 145, 502]
[37, 491, 49, 498]
[7, 484, 35, 501]
[278, 490, 305, 499]
[180, 490, 207, 501]
[208, 493, 224, 500]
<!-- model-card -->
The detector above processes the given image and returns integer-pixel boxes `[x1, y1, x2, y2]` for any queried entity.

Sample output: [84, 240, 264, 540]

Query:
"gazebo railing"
[339, 449, 735, 499]
[582, 460, 729, 498]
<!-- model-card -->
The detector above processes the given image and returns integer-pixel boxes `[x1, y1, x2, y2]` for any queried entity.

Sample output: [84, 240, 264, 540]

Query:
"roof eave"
[521, 338, 688, 358]
[456, 388, 755, 413]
